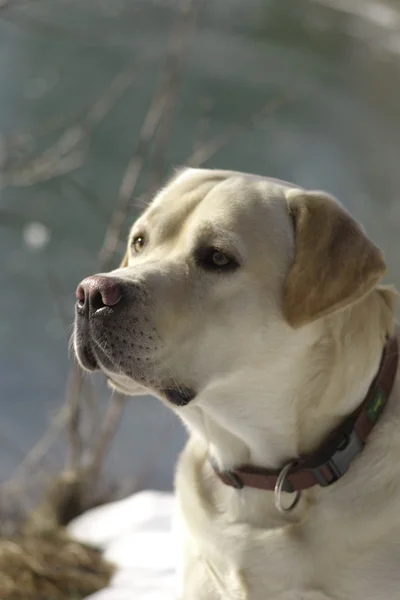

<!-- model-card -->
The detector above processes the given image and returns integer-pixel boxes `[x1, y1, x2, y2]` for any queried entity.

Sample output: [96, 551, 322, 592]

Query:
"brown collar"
[213, 335, 399, 494]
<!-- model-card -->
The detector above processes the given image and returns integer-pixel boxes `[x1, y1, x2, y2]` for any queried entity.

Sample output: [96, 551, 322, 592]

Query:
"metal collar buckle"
[312, 430, 365, 487]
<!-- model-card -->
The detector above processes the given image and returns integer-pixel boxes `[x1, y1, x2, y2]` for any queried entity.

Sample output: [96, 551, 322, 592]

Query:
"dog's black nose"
[76, 275, 122, 313]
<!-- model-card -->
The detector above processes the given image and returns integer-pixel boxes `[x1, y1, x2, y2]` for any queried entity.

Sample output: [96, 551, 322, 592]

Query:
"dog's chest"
[175, 433, 400, 600]
[178, 491, 400, 600]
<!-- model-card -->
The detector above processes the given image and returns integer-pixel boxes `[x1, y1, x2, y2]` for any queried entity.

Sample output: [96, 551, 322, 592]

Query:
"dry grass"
[0, 528, 113, 600]
[0, 533, 113, 600]
[0, 469, 115, 600]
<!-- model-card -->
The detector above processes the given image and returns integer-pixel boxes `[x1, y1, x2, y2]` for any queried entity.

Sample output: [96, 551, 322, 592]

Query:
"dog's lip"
[77, 344, 99, 371]
[162, 387, 196, 406]
[75, 319, 117, 373]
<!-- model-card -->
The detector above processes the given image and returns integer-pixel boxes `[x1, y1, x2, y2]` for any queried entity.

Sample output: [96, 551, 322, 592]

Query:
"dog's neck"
[181, 288, 396, 478]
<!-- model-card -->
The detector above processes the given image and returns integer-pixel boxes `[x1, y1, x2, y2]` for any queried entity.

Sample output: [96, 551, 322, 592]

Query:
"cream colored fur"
[78, 168, 400, 599]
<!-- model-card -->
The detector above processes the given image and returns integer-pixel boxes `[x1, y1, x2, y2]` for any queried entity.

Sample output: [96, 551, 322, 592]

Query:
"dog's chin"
[106, 375, 196, 406]
[106, 372, 196, 406]
[75, 340, 196, 405]
[106, 374, 149, 396]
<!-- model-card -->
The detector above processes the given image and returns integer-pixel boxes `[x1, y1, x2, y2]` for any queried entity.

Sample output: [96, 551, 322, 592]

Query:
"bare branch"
[0, 424, 28, 460]
[44, 268, 85, 470]
[65, 362, 85, 470]
[187, 92, 297, 167]
[2, 406, 69, 490]
[85, 392, 128, 479]
[0, 1, 134, 47]
[58, 177, 110, 224]
[192, 97, 213, 155]
[147, 0, 197, 197]
[0, 209, 31, 230]
[44, 267, 71, 327]
[130, 418, 173, 494]
[97, 90, 166, 269]
[98, 0, 197, 270]
[0, 70, 135, 189]
[0, 1, 300, 525]
[0, 0, 26, 10]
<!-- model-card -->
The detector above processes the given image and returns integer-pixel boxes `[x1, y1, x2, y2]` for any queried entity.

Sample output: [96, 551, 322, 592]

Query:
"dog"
[74, 168, 400, 600]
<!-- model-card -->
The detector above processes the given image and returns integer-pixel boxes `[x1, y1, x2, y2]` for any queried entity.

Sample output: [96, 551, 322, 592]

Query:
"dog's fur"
[74, 168, 400, 599]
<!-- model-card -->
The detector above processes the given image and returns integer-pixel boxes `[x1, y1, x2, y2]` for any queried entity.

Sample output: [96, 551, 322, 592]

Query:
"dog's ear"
[283, 190, 386, 328]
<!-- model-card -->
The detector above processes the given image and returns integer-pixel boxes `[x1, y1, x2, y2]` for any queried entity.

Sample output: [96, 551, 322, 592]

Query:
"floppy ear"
[283, 190, 386, 328]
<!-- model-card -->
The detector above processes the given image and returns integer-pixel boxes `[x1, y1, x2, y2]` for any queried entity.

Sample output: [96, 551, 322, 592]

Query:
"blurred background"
[1, 0, 400, 504]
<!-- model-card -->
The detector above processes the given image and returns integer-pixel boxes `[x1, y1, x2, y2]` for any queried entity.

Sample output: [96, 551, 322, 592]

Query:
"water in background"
[1, 0, 400, 489]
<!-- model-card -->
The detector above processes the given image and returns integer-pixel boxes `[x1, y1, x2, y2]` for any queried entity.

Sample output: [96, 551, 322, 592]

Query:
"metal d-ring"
[274, 462, 302, 514]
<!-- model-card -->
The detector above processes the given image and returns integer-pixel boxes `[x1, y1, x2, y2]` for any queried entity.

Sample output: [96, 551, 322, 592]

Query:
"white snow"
[68, 490, 178, 600]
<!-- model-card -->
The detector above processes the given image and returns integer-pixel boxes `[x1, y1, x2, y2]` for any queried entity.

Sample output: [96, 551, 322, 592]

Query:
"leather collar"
[212, 335, 398, 493]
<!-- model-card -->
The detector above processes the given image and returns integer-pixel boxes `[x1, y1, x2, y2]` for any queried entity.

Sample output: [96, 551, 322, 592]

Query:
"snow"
[68, 490, 178, 600]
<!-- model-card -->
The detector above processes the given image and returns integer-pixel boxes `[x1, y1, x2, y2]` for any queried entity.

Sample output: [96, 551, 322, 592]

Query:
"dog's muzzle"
[74, 275, 197, 406]
[74, 274, 129, 372]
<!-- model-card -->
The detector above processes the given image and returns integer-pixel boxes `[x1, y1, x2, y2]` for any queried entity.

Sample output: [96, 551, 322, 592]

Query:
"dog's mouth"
[75, 332, 196, 406]
[75, 331, 119, 374]
[77, 342, 99, 371]
[105, 372, 196, 405]
[161, 387, 196, 406]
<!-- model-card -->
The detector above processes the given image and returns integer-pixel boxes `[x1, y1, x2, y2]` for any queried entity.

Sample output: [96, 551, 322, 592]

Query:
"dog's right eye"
[132, 235, 145, 254]
[196, 247, 239, 272]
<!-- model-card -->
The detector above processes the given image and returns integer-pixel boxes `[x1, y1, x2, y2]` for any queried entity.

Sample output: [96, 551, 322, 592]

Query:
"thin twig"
[0, 70, 135, 189]
[0, 2, 136, 48]
[130, 417, 174, 494]
[0, 209, 31, 229]
[187, 91, 297, 167]
[97, 88, 166, 269]
[82, 377, 102, 450]
[0, 0, 28, 10]
[0, 424, 27, 460]
[98, 0, 197, 270]
[192, 97, 213, 155]
[2, 406, 70, 489]
[62, 177, 110, 223]
[85, 392, 128, 478]
[65, 362, 85, 470]
[45, 265, 101, 466]
[147, 0, 196, 198]
[44, 269, 88, 471]
[1, 0, 299, 518]
[44, 267, 71, 327]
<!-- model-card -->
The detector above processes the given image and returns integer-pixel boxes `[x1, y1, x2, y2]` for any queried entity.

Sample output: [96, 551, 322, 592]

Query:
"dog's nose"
[76, 275, 122, 313]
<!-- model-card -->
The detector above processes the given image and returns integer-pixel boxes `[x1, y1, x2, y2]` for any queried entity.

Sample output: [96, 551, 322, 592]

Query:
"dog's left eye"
[132, 235, 145, 254]
[196, 247, 238, 271]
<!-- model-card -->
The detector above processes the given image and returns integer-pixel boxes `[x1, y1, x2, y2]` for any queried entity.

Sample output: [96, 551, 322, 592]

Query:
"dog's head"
[74, 168, 387, 460]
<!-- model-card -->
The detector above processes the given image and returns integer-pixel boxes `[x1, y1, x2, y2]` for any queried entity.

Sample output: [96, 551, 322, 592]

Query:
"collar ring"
[274, 462, 301, 514]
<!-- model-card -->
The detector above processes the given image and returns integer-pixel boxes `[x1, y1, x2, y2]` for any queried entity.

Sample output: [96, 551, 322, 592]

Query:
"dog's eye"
[211, 250, 231, 267]
[196, 247, 238, 271]
[132, 235, 145, 254]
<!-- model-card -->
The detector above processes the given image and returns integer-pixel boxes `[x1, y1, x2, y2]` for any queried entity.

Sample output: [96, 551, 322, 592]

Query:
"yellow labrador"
[74, 168, 400, 600]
